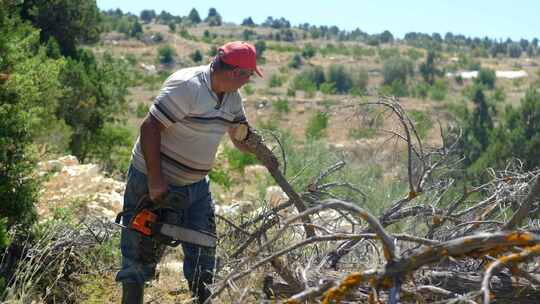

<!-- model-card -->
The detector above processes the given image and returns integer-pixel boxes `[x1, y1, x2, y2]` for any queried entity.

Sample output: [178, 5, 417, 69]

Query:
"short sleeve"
[149, 82, 192, 128]
[231, 92, 247, 123]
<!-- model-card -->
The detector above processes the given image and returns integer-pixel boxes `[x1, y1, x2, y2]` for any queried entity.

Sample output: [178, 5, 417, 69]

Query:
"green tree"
[508, 42, 523, 58]
[168, 22, 176, 33]
[0, 7, 65, 249]
[459, 85, 496, 168]
[475, 68, 496, 89]
[157, 10, 174, 24]
[187, 8, 201, 24]
[140, 9, 156, 23]
[190, 50, 203, 62]
[242, 17, 255, 27]
[419, 50, 439, 85]
[57, 50, 130, 162]
[379, 30, 394, 43]
[130, 20, 143, 38]
[255, 40, 266, 59]
[465, 87, 540, 178]
[20, 0, 101, 57]
[205, 8, 222, 26]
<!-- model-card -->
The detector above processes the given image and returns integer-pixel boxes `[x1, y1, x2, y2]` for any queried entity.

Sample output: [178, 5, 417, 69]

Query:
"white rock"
[38, 160, 64, 173]
[58, 155, 79, 166]
[447, 70, 528, 79]
[265, 186, 288, 208]
[495, 70, 528, 79]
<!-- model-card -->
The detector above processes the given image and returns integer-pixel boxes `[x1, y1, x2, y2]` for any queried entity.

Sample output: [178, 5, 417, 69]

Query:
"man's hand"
[229, 123, 256, 154]
[148, 176, 168, 202]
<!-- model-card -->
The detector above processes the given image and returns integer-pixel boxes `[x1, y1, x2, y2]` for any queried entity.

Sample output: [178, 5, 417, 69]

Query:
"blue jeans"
[116, 165, 216, 292]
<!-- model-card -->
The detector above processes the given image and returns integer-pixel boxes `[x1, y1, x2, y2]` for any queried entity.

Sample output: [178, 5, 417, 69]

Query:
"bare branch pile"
[212, 96, 540, 304]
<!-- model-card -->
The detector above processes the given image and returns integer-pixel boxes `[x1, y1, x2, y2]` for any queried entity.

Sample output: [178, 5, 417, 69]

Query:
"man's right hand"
[148, 177, 168, 202]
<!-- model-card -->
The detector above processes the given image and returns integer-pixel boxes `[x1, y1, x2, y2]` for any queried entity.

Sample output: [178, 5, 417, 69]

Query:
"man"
[116, 41, 263, 304]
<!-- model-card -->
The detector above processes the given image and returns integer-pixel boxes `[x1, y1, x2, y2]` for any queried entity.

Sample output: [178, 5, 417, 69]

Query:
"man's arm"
[140, 113, 168, 201]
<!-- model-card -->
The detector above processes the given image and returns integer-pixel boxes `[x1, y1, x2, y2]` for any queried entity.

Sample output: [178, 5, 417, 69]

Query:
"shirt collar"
[202, 64, 213, 92]
[203, 64, 226, 107]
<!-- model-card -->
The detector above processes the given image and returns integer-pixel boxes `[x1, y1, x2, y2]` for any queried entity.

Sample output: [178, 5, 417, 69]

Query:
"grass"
[348, 127, 377, 139]
[305, 111, 329, 140]
[266, 43, 302, 53]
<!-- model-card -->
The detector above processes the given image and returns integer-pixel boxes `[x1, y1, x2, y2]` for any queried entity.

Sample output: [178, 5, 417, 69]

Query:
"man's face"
[224, 67, 254, 91]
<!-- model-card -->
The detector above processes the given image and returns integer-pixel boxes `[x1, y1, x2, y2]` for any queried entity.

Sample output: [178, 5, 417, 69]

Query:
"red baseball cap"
[218, 41, 263, 77]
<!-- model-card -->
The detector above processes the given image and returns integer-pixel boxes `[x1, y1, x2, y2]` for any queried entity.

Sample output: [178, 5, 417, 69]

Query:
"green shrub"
[455, 74, 464, 85]
[257, 128, 407, 211]
[378, 47, 400, 60]
[179, 28, 197, 41]
[475, 68, 496, 89]
[302, 43, 316, 58]
[382, 56, 414, 85]
[351, 68, 369, 94]
[292, 66, 325, 91]
[457, 53, 481, 70]
[125, 54, 137, 65]
[430, 79, 447, 101]
[273, 98, 290, 114]
[288, 53, 303, 69]
[493, 87, 506, 102]
[268, 73, 284, 88]
[157, 44, 176, 64]
[411, 82, 430, 99]
[224, 146, 258, 171]
[405, 48, 423, 61]
[380, 79, 408, 97]
[286, 87, 296, 97]
[320, 82, 337, 94]
[326, 64, 352, 93]
[243, 84, 254, 95]
[209, 168, 232, 190]
[306, 111, 329, 139]
[135, 102, 149, 118]
[351, 46, 376, 58]
[89, 123, 134, 174]
[267, 43, 302, 53]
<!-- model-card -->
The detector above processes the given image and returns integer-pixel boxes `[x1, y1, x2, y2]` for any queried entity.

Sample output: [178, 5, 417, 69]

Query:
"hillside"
[3, 4, 540, 303]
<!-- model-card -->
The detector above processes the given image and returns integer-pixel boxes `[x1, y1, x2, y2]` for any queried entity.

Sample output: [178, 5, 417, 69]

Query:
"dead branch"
[504, 174, 540, 230]
[238, 125, 316, 238]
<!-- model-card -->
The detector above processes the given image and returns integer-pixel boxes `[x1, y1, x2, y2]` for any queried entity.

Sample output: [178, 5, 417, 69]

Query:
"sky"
[96, 0, 539, 41]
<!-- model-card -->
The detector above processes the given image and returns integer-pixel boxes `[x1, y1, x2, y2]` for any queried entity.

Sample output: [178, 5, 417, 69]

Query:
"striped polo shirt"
[131, 64, 246, 185]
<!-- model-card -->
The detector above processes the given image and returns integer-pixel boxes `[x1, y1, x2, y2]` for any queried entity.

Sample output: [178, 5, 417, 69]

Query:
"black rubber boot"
[188, 273, 213, 304]
[122, 282, 144, 304]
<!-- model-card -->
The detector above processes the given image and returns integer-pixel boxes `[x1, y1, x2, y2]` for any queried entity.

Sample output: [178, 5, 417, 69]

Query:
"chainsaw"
[115, 192, 217, 248]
